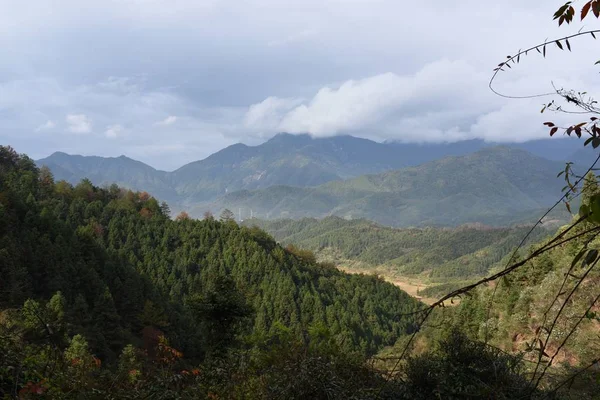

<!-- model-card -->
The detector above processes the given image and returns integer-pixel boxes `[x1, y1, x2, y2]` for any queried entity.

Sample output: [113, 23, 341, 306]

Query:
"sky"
[1, 0, 599, 170]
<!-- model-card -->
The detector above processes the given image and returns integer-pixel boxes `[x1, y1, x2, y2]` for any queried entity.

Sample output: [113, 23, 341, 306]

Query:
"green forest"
[247, 216, 554, 279]
[3, 141, 600, 398]
[4, 2, 600, 398]
[1, 146, 434, 398]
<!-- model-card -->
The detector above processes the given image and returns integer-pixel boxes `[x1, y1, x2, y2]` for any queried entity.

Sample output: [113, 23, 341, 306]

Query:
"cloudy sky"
[1, 0, 598, 170]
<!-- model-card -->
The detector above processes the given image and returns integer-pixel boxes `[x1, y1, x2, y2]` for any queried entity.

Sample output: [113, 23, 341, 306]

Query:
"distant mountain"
[38, 134, 584, 204]
[168, 134, 500, 202]
[197, 147, 569, 227]
[37, 134, 588, 223]
[37, 152, 177, 202]
[39, 133, 491, 204]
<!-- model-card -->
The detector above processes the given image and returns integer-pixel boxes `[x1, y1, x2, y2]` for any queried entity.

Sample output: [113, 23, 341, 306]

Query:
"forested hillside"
[209, 147, 569, 227]
[400, 180, 600, 398]
[246, 216, 554, 280]
[0, 146, 426, 398]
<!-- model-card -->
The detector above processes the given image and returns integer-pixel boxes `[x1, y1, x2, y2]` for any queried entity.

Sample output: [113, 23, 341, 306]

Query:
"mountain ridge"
[37, 134, 584, 226]
[195, 146, 570, 227]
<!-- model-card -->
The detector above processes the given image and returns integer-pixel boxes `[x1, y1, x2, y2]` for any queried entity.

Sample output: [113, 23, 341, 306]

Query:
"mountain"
[200, 147, 569, 227]
[37, 151, 177, 202]
[37, 134, 586, 207]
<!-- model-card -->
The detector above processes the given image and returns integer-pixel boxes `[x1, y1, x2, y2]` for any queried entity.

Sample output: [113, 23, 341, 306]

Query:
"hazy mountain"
[37, 151, 177, 201]
[40, 133, 488, 204]
[198, 146, 568, 227]
[168, 133, 497, 202]
[38, 134, 584, 204]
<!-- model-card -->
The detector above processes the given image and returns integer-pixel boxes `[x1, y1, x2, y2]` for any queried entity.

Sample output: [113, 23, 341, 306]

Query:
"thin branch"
[542, 358, 600, 399]
[490, 29, 600, 99]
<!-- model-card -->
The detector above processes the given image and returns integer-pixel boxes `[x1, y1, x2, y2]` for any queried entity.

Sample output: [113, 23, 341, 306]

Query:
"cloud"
[267, 29, 318, 47]
[156, 115, 178, 126]
[244, 96, 303, 133]
[66, 114, 92, 134]
[105, 124, 124, 138]
[244, 60, 498, 140]
[3, 0, 600, 169]
[35, 120, 55, 131]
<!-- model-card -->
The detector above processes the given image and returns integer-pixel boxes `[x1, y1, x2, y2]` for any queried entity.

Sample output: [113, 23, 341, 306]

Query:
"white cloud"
[35, 120, 55, 131]
[105, 124, 124, 138]
[156, 115, 178, 126]
[244, 96, 303, 133]
[245, 60, 497, 140]
[66, 114, 92, 134]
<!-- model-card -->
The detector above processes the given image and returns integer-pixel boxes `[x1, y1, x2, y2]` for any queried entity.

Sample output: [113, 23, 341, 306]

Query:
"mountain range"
[36, 133, 587, 226]
[197, 146, 569, 226]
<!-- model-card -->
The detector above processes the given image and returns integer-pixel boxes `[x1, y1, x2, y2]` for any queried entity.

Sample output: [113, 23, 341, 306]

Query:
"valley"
[4, 139, 600, 398]
[5, 0, 600, 397]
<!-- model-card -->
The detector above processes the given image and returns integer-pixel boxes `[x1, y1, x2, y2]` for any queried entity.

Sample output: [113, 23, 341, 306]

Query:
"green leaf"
[585, 249, 599, 266]
[571, 248, 587, 268]
[590, 195, 600, 223]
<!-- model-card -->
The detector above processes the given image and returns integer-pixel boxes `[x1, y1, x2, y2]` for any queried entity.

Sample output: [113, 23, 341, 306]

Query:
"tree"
[175, 211, 190, 221]
[581, 171, 600, 206]
[219, 208, 235, 222]
[160, 201, 171, 217]
[186, 274, 251, 357]
[402, 330, 534, 399]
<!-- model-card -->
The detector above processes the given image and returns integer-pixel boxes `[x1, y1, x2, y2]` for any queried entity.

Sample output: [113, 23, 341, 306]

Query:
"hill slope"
[205, 147, 568, 227]
[245, 216, 554, 280]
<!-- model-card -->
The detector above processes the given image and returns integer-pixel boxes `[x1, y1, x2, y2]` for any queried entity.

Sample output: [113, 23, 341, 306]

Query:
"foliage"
[248, 216, 554, 279]
[0, 145, 424, 397]
[401, 330, 535, 399]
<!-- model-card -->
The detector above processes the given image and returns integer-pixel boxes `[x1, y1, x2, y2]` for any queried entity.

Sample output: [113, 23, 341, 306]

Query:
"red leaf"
[582, 1, 592, 19]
